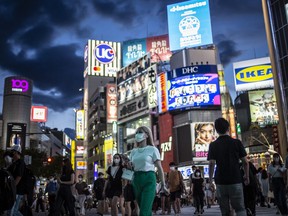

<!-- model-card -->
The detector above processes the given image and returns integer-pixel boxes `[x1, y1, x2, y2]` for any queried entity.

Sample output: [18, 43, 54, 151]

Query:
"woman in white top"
[130, 126, 167, 216]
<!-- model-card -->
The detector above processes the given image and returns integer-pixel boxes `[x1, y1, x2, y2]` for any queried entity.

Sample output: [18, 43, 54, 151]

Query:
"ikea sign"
[233, 57, 274, 91]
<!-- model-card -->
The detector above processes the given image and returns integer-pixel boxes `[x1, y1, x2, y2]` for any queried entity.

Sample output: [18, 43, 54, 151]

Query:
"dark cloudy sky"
[0, 0, 269, 130]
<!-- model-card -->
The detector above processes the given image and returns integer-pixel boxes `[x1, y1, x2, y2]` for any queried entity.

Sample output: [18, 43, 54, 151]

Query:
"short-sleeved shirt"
[60, 168, 75, 183]
[8, 158, 26, 195]
[207, 135, 247, 185]
[75, 181, 88, 195]
[192, 178, 204, 196]
[130, 146, 160, 172]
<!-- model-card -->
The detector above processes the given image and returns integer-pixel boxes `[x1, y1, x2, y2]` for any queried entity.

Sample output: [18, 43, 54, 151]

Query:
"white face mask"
[195, 172, 200, 177]
[114, 159, 120, 164]
[49, 178, 53, 182]
[135, 132, 146, 143]
[274, 157, 279, 162]
[79, 178, 83, 181]
[170, 167, 175, 171]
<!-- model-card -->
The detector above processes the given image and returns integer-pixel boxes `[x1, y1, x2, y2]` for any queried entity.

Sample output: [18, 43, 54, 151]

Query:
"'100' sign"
[11, 79, 29, 92]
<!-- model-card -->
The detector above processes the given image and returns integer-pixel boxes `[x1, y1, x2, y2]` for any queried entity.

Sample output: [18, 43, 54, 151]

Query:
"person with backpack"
[45, 175, 58, 216]
[7, 144, 26, 216]
[168, 162, 185, 215]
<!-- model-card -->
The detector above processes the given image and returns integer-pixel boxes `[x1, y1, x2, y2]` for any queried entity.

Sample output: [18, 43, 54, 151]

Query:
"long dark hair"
[272, 153, 283, 167]
[62, 158, 73, 176]
[112, 153, 123, 167]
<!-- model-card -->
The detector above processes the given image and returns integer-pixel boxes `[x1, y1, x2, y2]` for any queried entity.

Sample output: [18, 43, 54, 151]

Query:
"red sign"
[31, 106, 48, 122]
[146, 34, 172, 63]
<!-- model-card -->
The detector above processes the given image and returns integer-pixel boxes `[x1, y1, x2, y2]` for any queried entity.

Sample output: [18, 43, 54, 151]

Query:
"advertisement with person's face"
[167, 73, 220, 111]
[192, 122, 217, 161]
[249, 89, 279, 127]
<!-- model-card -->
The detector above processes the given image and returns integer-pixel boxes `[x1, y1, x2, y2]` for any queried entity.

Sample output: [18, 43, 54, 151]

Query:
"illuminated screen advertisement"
[122, 38, 147, 67]
[249, 89, 279, 127]
[84, 40, 121, 77]
[192, 122, 217, 162]
[146, 34, 172, 63]
[6, 123, 27, 150]
[106, 84, 117, 123]
[31, 106, 48, 122]
[167, 0, 213, 51]
[233, 57, 273, 91]
[76, 110, 84, 139]
[157, 65, 220, 113]
[117, 53, 151, 105]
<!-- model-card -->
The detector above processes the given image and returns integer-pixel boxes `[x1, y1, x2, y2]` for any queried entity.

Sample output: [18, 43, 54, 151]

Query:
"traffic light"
[47, 157, 52, 163]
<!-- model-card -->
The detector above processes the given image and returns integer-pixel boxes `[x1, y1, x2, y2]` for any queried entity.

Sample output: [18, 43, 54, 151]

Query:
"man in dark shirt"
[8, 144, 26, 216]
[93, 172, 106, 216]
[208, 118, 249, 216]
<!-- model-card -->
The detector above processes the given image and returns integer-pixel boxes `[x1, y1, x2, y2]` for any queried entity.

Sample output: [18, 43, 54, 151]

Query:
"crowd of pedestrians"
[2, 121, 288, 216]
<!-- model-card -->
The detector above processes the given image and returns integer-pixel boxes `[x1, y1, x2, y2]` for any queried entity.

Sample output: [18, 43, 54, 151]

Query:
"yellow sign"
[76, 161, 87, 170]
[235, 65, 272, 83]
[71, 140, 75, 170]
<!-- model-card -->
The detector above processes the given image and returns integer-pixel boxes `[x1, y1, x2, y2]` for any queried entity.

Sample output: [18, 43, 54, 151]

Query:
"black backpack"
[0, 168, 16, 211]
[23, 166, 36, 195]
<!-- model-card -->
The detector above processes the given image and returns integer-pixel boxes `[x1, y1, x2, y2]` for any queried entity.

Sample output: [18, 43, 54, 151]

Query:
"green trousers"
[132, 171, 156, 216]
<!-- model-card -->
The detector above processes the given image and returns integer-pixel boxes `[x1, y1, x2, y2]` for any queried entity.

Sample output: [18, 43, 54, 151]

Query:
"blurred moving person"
[190, 169, 205, 215]
[93, 172, 105, 216]
[45, 175, 58, 215]
[75, 174, 88, 216]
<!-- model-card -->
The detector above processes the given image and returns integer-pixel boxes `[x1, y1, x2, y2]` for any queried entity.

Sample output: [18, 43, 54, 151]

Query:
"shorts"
[106, 186, 122, 199]
[170, 190, 181, 201]
[124, 184, 135, 202]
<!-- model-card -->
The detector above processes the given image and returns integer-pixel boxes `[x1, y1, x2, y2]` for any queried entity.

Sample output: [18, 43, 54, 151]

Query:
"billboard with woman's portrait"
[192, 122, 217, 161]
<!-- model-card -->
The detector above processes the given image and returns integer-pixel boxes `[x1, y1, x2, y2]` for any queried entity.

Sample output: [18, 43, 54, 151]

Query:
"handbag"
[122, 168, 134, 181]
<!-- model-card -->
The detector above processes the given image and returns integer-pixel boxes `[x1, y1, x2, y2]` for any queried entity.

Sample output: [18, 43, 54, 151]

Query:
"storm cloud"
[0, 0, 268, 119]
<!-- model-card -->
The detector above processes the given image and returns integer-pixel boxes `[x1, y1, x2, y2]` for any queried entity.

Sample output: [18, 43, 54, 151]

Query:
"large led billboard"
[84, 40, 121, 77]
[157, 65, 220, 113]
[76, 110, 84, 140]
[146, 34, 172, 63]
[122, 34, 172, 67]
[233, 57, 273, 92]
[106, 84, 117, 123]
[6, 123, 27, 150]
[122, 38, 147, 67]
[31, 106, 48, 122]
[117, 53, 151, 105]
[167, 0, 213, 51]
[192, 122, 217, 162]
[248, 89, 278, 127]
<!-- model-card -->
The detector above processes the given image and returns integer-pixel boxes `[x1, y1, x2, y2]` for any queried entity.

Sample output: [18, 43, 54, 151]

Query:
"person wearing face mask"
[130, 126, 167, 216]
[45, 175, 58, 216]
[190, 169, 205, 215]
[268, 153, 288, 215]
[103, 153, 125, 216]
[168, 162, 185, 215]
[93, 172, 106, 216]
[75, 174, 88, 216]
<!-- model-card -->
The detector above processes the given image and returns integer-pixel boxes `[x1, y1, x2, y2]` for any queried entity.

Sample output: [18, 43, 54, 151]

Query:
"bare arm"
[208, 160, 216, 183]
[154, 160, 165, 186]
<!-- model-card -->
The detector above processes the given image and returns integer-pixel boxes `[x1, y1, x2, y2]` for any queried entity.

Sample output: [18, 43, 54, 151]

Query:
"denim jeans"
[10, 194, 23, 216]
[216, 183, 246, 216]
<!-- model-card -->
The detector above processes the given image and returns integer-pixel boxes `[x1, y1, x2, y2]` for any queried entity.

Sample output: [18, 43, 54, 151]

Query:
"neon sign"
[11, 79, 29, 92]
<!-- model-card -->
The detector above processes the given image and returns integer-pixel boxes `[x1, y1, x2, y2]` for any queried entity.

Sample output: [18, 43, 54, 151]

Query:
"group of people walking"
[3, 118, 288, 216]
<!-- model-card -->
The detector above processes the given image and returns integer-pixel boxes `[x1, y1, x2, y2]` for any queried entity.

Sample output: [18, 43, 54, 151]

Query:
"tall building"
[2, 76, 33, 150]
[262, 0, 288, 154]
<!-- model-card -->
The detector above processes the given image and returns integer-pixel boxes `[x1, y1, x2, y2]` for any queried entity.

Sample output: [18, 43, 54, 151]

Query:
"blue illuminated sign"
[167, 0, 213, 51]
[122, 38, 147, 67]
[167, 73, 220, 111]
[94, 44, 115, 64]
